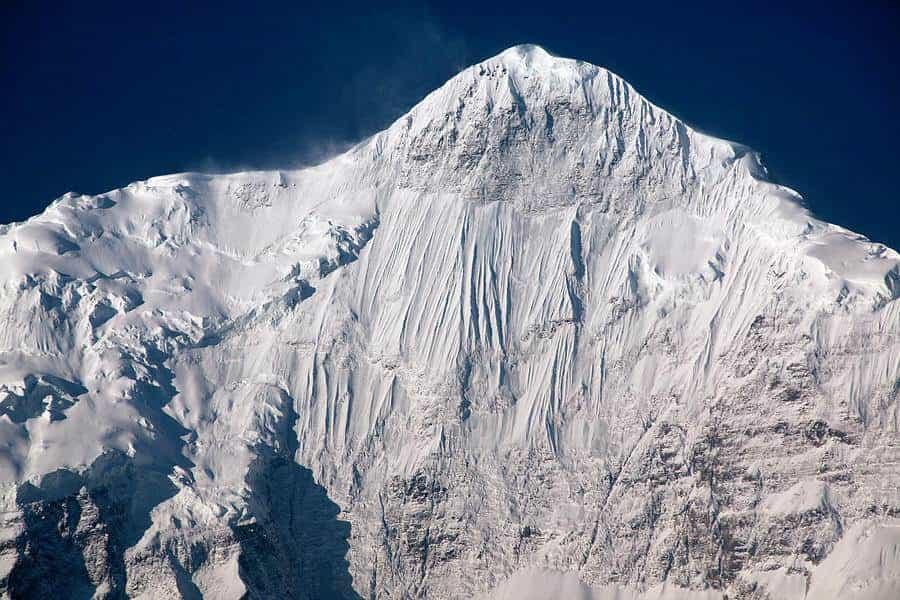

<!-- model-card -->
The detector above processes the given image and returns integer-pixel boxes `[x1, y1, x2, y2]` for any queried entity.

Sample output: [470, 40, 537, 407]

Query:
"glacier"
[0, 44, 898, 599]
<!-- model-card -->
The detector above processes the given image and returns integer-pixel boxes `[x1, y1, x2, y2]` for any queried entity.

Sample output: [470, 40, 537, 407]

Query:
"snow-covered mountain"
[1, 44, 898, 599]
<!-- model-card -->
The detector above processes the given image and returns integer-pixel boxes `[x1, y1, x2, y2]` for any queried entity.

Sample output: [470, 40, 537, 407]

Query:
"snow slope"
[0, 44, 898, 599]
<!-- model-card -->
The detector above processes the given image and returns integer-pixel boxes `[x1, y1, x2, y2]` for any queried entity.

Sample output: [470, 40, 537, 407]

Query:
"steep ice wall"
[0, 45, 897, 599]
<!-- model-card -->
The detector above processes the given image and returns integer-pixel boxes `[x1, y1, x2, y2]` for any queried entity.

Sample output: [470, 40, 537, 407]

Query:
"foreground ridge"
[0, 45, 898, 599]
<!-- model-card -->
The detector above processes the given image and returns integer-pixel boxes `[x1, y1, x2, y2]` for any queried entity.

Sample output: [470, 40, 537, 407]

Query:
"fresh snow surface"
[0, 44, 898, 599]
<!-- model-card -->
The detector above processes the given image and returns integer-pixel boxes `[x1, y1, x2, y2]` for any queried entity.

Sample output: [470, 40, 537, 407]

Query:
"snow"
[0, 43, 898, 598]
[760, 479, 832, 516]
[806, 521, 900, 600]
[485, 568, 725, 599]
[743, 568, 807, 600]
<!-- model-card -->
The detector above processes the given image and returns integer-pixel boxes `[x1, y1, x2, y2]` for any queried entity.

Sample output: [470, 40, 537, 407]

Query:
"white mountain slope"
[0, 44, 898, 599]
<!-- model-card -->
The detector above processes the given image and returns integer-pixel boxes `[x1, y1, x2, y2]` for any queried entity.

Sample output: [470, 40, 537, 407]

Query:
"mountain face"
[0, 44, 898, 599]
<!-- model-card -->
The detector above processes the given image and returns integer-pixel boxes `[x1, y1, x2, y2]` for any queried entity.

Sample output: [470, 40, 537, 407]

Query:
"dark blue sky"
[2, 1, 898, 249]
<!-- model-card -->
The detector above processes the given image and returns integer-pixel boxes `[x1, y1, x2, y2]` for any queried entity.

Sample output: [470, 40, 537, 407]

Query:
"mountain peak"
[2, 44, 898, 600]
[494, 43, 558, 67]
[374, 42, 731, 209]
[486, 44, 599, 79]
[477, 43, 600, 87]
[388, 43, 653, 151]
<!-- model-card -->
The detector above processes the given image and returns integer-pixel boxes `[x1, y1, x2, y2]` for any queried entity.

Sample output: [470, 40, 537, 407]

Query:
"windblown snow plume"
[0, 45, 898, 599]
